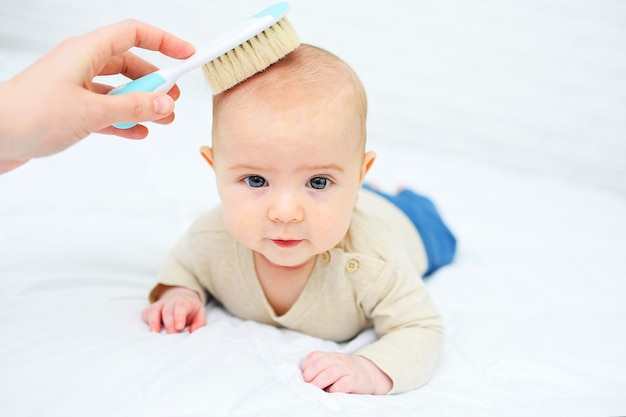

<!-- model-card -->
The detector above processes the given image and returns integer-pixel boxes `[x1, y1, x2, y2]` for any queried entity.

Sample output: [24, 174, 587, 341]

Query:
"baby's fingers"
[173, 299, 192, 332]
[188, 308, 207, 333]
[301, 352, 344, 391]
[161, 300, 188, 333]
[142, 303, 164, 333]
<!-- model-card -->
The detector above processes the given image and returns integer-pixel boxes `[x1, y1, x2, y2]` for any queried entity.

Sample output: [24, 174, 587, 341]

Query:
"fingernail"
[154, 96, 174, 115]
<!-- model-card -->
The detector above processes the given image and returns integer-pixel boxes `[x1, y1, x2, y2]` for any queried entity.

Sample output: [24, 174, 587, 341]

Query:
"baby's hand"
[141, 287, 206, 333]
[300, 351, 392, 394]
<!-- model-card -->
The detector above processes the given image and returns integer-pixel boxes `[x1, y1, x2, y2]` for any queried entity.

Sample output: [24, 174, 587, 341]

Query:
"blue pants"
[363, 184, 456, 277]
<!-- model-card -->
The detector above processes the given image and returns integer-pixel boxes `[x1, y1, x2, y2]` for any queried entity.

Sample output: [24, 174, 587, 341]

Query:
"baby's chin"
[254, 249, 319, 270]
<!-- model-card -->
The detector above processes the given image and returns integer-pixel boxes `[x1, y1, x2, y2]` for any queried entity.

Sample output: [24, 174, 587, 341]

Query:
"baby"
[142, 44, 456, 394]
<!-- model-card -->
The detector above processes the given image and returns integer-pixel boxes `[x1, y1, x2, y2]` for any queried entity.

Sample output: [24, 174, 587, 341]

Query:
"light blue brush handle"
[252, 2, 289, 19]
[109, 73, 168, 129]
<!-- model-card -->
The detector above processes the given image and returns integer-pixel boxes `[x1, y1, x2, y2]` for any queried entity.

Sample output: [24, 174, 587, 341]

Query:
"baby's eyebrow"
[301, 163, 344, 172]
[227, 163, 345, 173]
[227, 164, 264, 171]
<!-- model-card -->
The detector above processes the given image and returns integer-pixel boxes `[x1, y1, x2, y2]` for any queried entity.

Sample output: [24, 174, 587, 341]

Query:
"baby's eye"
[308, 176, 331, 190]
[243, 175, 267, 188]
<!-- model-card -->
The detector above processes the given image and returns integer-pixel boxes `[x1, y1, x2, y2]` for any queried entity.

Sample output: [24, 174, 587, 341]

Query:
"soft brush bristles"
[203, 18, 300, 94]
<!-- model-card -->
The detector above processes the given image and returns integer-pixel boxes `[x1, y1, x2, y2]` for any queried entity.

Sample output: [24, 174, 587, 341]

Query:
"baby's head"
[201, 44, 375, 268]
[211, 43, 368, 153]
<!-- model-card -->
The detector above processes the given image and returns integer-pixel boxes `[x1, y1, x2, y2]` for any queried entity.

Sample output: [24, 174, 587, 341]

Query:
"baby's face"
[210, 95, 373, 269]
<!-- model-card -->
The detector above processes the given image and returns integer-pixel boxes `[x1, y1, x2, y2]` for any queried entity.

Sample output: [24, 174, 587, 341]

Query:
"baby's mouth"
[272, 239, 302, 248]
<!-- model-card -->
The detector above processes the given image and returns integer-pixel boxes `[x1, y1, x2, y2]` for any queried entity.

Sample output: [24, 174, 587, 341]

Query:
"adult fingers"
[89, 92, 174, 134]
[97, 51, 158, 79]
[86, 19, 195, 62]
[97, 124, 150, 140]
[150, 112, 176, 125]
[91, 80, 181, 103]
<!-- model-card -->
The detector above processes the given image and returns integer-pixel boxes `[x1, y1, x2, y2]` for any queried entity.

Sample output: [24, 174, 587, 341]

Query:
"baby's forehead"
[215, 76, 365, 129]
[222, 84, 350, 113]
[215, 87, 365, 146]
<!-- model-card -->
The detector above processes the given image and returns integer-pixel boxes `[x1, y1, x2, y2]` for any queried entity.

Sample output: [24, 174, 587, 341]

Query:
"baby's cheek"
[313, 210, 352, 249]
[223, 207, 259, 243]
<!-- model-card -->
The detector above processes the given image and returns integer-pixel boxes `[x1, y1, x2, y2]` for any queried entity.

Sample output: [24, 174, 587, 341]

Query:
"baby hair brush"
[109, 2, 300, 128]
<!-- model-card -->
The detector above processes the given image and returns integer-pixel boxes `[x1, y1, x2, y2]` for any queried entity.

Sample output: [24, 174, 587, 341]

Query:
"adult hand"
[0, 19, 195, 174]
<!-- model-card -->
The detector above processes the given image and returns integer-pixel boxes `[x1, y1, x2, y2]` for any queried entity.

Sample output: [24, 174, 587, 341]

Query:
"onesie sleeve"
[355, 249, 444, 394]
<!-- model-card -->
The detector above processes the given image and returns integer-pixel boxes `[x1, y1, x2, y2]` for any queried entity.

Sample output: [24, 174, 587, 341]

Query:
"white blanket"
[1, 1, 625, 416]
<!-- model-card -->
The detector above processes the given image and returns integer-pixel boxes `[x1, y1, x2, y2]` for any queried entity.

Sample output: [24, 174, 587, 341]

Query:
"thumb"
[95, 92, 175, 129]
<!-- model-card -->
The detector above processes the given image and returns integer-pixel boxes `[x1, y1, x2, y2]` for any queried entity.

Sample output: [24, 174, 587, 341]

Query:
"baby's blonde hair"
[211, 44, 368, 150]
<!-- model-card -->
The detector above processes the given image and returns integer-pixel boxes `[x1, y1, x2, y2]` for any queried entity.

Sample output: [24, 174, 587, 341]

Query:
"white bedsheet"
[1, 1, 625, 416]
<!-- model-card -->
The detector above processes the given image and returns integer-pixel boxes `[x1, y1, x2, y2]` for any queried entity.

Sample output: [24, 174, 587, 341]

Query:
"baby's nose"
[268, 191, 304, 223]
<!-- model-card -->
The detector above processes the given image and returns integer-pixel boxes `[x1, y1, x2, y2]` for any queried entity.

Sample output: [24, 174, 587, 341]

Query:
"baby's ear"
[199, 146, 215, 168]
[360, 151, 376, 183]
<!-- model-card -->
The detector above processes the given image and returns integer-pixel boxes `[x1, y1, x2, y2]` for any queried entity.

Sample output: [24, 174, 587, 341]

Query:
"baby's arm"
[303, 250, 443, 395]
[141, 285, 206, 333]
[352, 257, 444, 394]
[300, 351, 392, 394]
